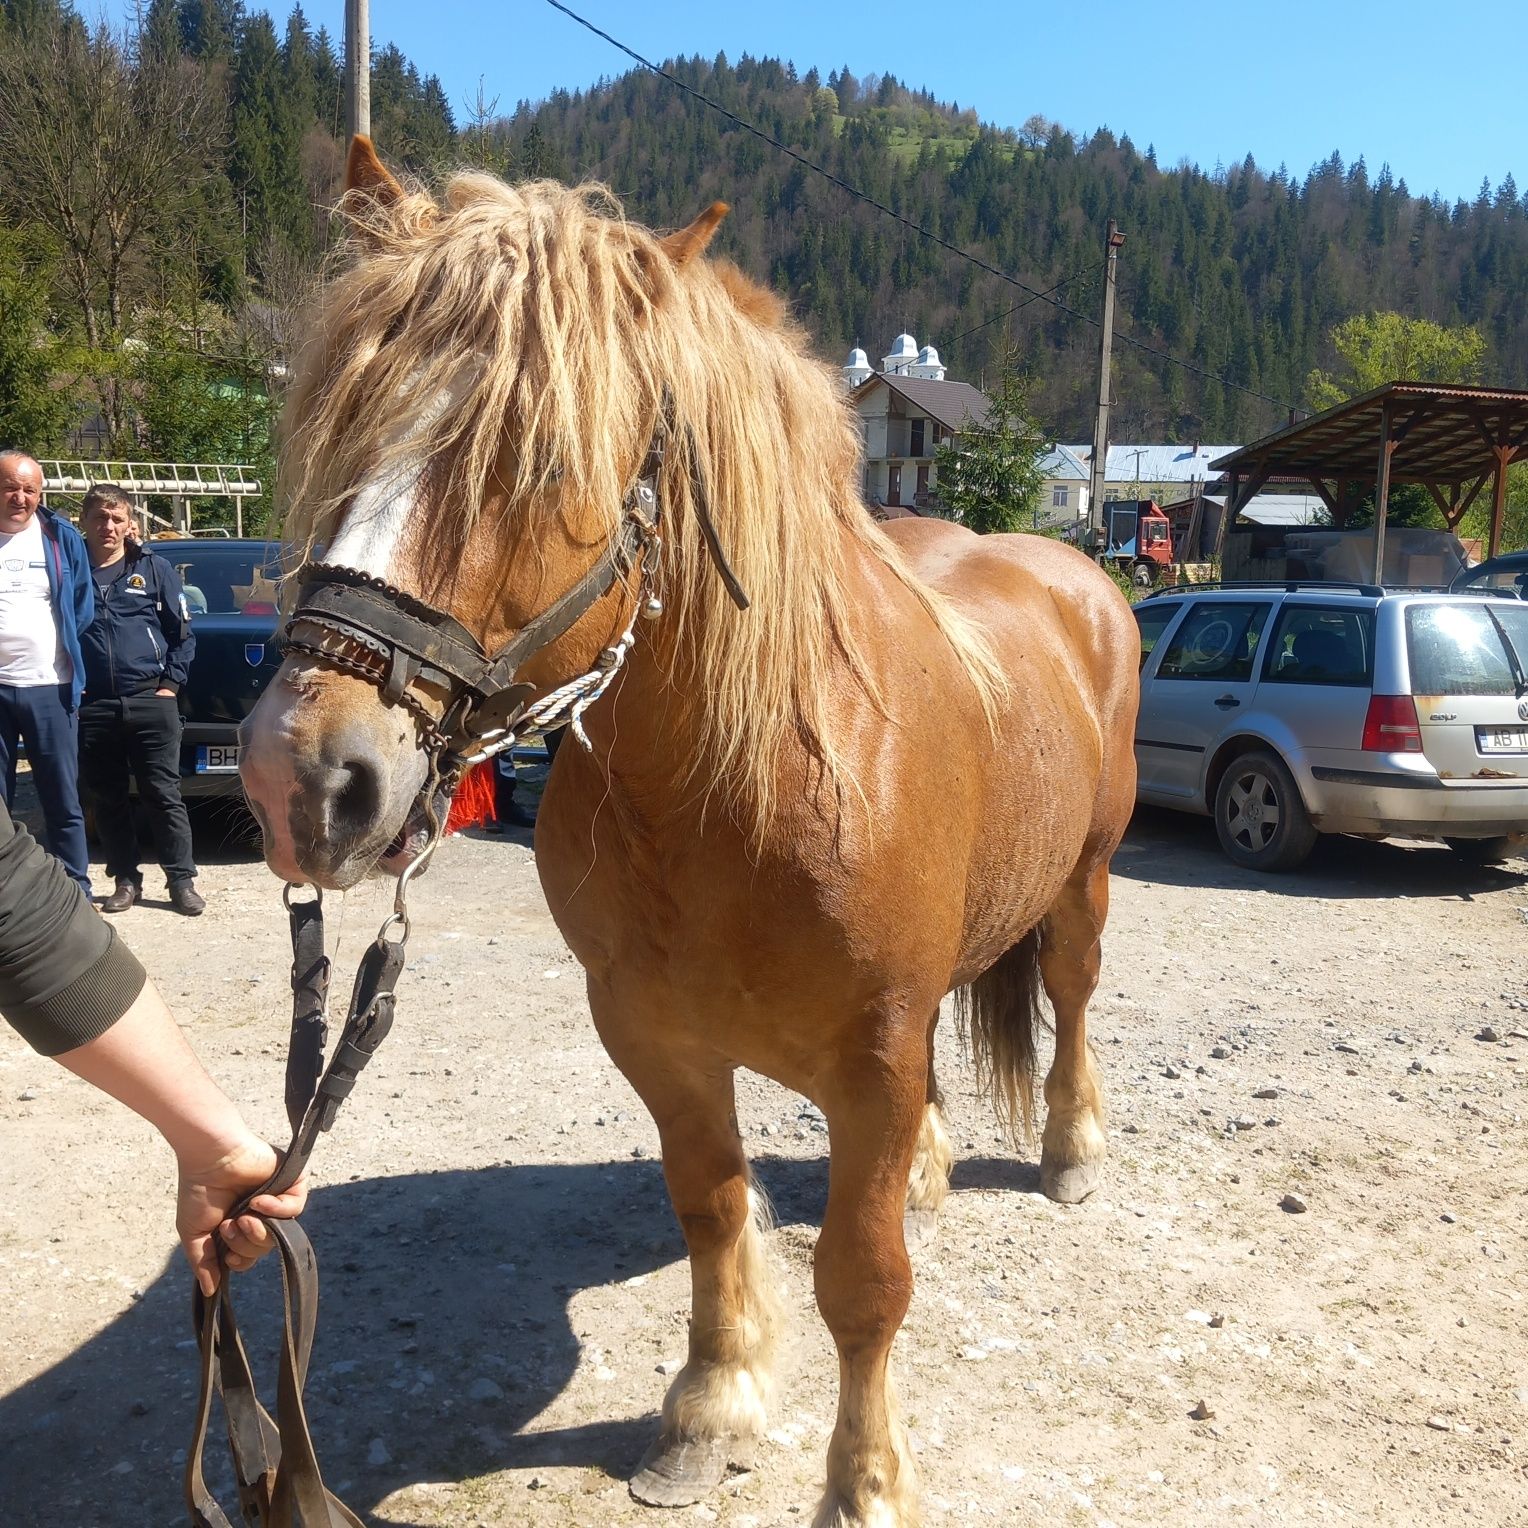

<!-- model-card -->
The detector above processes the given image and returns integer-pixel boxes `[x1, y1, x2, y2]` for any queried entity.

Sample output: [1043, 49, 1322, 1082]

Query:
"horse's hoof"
[903, 1207, 939, 1249]
[1040, 1156, 1103, 1204]
[630, 1432, 732, 1507]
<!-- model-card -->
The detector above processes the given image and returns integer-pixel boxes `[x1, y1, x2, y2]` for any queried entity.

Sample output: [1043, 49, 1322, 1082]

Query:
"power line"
[542, 0, 1297, 415]
[947, 260, 1104, 345]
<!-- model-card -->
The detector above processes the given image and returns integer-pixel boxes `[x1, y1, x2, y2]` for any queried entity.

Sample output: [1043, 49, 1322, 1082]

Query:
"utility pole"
[1086, 220, 1127, 544]
[345, 0, 370, 140]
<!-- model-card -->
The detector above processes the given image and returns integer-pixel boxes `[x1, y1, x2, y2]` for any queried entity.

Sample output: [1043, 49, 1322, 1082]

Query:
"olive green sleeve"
[0, 801, 147, 1056]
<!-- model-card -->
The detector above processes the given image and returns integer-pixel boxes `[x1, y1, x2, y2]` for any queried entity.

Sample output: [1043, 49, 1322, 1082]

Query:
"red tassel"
[446, 760, 498, 833]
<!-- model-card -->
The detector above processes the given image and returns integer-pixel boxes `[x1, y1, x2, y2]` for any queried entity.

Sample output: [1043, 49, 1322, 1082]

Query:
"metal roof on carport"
[1208, 382, 1528, 575]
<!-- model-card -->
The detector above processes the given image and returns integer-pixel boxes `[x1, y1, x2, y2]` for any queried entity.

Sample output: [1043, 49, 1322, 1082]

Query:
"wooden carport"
[1210, 383, 1528, 582]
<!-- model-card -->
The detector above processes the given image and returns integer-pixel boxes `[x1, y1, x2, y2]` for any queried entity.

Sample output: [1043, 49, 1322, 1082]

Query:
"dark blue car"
[149, 539, 284, 798]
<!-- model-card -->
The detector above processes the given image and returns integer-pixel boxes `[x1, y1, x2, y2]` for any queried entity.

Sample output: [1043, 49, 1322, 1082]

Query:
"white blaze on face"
[324, 364, 478, 580]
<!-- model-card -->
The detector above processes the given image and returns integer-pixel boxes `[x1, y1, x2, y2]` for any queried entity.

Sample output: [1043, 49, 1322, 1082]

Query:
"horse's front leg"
[814, 1022, 929, 1528]
[589, 985, 779, 1508]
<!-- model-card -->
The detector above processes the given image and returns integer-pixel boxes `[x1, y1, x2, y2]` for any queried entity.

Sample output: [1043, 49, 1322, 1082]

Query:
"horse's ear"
[345, 134, 404, 206]
[660, 202, 729, 267]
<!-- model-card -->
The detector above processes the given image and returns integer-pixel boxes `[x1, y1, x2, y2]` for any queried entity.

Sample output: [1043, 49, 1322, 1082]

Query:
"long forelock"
[281, 174, 1004, 828]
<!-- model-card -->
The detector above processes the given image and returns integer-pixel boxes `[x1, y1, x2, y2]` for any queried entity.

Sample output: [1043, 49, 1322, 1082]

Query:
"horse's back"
[877, 516, 1140, 967]
[883, 517, 1136, 687]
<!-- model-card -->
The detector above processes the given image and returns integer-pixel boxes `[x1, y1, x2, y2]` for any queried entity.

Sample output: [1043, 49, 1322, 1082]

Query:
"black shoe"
[169, 881, 206, 916]
[101, 878, 139, 913]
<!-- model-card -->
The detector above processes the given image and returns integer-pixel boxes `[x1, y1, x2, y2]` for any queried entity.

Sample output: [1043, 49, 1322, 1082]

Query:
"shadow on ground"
[1116, 803, 1528, 901]
[0, 1149, 1035, 1525]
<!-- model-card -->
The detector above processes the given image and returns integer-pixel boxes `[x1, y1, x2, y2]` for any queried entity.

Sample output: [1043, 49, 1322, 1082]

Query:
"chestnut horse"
[240, 137, 1139, 1528]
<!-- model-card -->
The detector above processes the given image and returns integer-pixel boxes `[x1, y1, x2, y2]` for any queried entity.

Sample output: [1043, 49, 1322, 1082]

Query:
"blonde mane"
[281, 172, 1003, 824]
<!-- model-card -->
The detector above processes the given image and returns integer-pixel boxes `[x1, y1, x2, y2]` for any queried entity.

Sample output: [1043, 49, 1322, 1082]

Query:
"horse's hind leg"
[814, 1028, 927, 1527]
[1038, 859, 1111, 1204]
[591, 1003, 777, 1507]
[905, 1007, 952, 1220]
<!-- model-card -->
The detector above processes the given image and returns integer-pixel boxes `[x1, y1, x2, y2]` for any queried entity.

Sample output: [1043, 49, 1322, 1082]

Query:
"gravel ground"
[1, 782, 1526, 1526]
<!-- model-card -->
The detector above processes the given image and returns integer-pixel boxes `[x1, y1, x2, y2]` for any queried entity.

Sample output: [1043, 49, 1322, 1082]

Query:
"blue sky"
[286, 0, 1520, 204]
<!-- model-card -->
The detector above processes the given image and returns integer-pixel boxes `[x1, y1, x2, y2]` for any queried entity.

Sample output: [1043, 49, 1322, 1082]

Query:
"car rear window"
[1405, 602, 1528, 696]
[1263, 605, 1374, 686]
[160, 546, 283, 615]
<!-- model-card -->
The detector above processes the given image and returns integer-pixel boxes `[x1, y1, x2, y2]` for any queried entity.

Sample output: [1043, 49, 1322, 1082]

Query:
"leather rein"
[184, 400, 746, 1527]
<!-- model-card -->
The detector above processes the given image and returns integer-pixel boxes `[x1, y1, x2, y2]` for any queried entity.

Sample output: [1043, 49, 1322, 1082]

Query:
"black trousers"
[78, 694, 196, 887]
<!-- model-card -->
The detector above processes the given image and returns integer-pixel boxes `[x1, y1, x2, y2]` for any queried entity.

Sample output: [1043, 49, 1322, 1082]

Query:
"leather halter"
[281, 422, 669, 763]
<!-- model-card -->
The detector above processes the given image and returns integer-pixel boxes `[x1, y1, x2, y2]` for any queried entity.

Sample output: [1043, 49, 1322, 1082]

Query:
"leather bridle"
[278, 392, 747, 772]
[282, 422, 665, 766]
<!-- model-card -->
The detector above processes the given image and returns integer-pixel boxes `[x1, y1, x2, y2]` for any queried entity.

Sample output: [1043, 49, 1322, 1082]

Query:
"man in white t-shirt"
[0, 450, 94, 890]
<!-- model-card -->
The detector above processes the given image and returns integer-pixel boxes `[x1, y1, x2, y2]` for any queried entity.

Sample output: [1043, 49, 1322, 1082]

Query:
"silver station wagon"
[1133, 582, 1528, 871]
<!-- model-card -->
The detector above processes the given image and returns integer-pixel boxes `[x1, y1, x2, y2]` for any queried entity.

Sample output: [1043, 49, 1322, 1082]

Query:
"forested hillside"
[504, 57, 1528, 442]
[3, 0, 1526, 467]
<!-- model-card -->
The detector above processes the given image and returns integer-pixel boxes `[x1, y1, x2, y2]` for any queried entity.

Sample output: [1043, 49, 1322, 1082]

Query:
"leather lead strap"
[284, 900, 329, 1136]
[186, 897, 402, 1526]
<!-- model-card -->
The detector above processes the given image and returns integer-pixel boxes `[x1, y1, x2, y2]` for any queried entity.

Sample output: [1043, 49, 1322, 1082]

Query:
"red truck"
[1101, 499, 1174, 586]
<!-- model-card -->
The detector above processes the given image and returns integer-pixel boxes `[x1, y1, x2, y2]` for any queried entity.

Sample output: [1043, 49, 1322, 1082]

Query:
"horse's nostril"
[326, 758, 383, 840]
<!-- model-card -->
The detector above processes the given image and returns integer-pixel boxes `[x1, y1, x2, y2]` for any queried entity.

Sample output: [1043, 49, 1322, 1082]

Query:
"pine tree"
[931, 350, 1049, 533]
[229, 11, 307, 270]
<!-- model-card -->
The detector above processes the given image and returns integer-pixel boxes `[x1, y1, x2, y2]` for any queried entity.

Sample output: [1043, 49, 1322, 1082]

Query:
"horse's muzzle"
[240, 664, 430, 888]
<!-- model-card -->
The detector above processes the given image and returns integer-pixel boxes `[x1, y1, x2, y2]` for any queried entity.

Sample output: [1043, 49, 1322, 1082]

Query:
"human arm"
[154, 555, 195, 693]
[69, 524, 94, 636]
[54, 982, 308, 1295]
[0, 799, 304, 1292]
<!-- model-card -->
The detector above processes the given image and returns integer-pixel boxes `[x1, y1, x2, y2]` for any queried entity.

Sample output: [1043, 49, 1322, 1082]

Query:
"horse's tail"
[955, 929, 1045, 1145]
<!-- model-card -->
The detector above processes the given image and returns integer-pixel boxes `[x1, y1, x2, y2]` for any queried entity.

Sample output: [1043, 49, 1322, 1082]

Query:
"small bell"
[642, 593, 664, 620]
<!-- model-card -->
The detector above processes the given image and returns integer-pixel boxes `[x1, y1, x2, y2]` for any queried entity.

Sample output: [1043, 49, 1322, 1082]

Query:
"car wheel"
[1213, 749, 1318, 872]
[1132, 560, 1157, 588]
[1443, 836, 1516, 865]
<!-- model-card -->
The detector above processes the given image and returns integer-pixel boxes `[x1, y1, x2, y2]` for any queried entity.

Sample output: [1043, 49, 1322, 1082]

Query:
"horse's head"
[240, 137, 734, 888]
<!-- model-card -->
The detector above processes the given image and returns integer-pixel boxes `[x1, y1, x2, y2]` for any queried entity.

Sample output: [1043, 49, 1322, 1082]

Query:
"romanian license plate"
[196, 744, 241, 774]
[1477, 726, 1528, 754]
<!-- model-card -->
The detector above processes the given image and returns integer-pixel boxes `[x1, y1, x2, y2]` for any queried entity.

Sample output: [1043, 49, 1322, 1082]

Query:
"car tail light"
[241, 600, 278, 616]
[1362, 694, 1422, 752]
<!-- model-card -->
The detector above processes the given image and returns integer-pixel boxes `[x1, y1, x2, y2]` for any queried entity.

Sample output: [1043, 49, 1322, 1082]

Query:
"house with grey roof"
[1038, 444, 1091, 527]
[846, 337, 993, 513]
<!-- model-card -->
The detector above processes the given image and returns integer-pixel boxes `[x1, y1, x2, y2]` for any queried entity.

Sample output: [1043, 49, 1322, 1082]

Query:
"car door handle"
[1213, 694, 1240, 709]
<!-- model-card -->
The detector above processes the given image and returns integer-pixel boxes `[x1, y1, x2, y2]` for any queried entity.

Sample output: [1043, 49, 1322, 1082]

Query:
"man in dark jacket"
[0, 449, 93, 892]
[77, 484, 205, 915]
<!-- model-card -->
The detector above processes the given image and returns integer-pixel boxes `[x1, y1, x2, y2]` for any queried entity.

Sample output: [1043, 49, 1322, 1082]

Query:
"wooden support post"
[1216, 471, 1240, 560]
[1488, 445, 1509, 557]
[1180, 491, 1204, 566]
[1373, 402, 1394, 586]
[1307, 477, 1338, 518]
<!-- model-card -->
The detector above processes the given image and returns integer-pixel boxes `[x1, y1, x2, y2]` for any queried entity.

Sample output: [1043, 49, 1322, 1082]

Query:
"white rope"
[455, 598, 643, 767]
